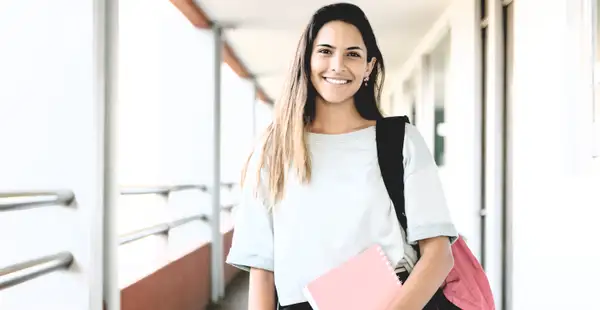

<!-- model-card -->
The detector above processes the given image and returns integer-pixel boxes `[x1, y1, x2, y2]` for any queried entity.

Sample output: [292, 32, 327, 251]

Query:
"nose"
[330, 53, 346, 73]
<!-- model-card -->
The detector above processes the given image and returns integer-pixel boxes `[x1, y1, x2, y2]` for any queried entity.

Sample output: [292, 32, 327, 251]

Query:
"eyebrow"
[316, 44, 364, 51]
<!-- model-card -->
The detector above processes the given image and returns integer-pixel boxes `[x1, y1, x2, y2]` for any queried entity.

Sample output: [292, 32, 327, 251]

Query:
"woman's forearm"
[387, 237, 454, 310]
[248, 268, 276, 310]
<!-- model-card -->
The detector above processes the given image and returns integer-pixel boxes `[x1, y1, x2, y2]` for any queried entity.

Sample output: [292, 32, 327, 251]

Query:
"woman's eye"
[318, 49, 331, 54]
[348, 52, 361, 58]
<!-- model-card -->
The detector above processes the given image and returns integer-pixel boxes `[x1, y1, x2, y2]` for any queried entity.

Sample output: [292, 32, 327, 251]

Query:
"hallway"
[208, 273, 249, 310]
[1, 0, 600, 309]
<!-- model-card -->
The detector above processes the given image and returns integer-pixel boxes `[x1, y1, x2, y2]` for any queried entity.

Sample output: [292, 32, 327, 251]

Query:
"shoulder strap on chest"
[375, 116, 421, 256]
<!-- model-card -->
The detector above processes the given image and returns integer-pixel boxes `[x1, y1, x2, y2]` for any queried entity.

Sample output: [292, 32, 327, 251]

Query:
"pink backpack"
[376, 116, 495, 310]
[443, 236, 495, 309]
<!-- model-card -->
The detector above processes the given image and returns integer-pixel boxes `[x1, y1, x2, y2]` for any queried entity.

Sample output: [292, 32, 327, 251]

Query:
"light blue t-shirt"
[226, 124, 458, 306]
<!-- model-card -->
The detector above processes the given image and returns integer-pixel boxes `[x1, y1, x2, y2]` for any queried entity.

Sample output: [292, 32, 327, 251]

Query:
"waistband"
[278, 302, 312, 310]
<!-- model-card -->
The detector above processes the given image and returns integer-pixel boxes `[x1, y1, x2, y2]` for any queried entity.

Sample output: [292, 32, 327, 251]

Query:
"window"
[429, 34, 451, 167]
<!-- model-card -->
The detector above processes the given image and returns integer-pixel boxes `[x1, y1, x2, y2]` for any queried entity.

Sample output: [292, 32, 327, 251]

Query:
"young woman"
[226, 3, 459, 310]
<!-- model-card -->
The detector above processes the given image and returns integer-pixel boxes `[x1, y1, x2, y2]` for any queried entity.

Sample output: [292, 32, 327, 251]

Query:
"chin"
[316, 88, 356, 104]
[320, 95, 352, 104]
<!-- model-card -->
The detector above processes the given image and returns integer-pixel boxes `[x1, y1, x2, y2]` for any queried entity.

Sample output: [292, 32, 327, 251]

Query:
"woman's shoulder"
[401, 123, 436, 173]
[402, 123, 430, 155]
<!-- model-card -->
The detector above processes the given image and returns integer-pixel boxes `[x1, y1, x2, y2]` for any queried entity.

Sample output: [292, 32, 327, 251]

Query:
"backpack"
[375, 116, 496, 310]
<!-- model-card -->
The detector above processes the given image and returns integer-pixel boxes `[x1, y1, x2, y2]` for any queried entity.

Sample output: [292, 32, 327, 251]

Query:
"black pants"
[278, 272, 461, 310]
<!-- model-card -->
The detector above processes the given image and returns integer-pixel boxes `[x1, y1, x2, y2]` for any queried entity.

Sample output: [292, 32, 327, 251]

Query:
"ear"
[365, 57, 377, 78]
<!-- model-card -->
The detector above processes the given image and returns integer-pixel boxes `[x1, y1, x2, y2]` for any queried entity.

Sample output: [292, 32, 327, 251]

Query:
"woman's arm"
[387, 236, 454, 310]
[388, 124, 457, 309]
[248, 267, 276, 310]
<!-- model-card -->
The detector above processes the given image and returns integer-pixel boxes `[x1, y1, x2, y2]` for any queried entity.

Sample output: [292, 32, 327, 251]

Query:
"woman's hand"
[387, 236, 454, 310]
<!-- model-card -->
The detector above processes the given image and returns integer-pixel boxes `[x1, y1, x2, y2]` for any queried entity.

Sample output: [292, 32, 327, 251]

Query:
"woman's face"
[310, 21, 376, 104]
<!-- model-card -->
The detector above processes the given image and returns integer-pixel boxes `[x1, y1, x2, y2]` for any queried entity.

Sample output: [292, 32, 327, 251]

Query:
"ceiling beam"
[169, 0, 272, 104]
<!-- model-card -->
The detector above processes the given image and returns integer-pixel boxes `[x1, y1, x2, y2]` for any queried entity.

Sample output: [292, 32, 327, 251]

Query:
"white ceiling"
[197, 0, 452, 102]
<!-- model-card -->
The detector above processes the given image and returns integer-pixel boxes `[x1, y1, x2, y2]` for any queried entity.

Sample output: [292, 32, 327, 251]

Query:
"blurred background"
[0, 0, 599, 309]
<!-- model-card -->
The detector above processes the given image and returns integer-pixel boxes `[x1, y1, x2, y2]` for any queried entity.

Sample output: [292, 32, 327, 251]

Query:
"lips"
[323, 77, 351, 85]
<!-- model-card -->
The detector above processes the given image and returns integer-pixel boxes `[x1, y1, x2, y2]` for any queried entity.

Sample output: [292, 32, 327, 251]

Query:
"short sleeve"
[402, 124, 458, 245]
[225, 152, 274, 272]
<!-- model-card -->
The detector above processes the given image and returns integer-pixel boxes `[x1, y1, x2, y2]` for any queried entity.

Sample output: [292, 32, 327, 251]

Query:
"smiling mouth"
[323, 77, 351, 85]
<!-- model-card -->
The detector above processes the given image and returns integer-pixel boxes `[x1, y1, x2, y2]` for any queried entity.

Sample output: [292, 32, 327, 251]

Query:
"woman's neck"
[310, 97, 375, 134]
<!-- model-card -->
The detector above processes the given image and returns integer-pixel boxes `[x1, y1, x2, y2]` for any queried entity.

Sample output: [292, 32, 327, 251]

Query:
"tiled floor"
[208, 272, 249, 310]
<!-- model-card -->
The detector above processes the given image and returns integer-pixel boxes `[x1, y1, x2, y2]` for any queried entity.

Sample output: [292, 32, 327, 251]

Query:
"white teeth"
[324, 78, 350, 85]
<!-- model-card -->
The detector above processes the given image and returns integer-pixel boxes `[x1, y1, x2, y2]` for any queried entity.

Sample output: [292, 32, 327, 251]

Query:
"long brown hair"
[242, 3, 386, 207]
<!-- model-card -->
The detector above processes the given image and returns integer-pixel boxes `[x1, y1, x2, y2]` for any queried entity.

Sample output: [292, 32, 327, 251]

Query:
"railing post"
[160, 191, 171, 262]
[211, 24, 225, 303]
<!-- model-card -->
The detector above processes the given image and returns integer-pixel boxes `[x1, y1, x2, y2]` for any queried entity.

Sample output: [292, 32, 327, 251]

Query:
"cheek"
[310, 59, 325, 77]
[351, 64, 367, 80]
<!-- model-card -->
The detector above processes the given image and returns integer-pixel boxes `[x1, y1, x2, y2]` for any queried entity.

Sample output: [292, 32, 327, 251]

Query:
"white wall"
[510, 0, 600, 308]
[388, 0, 482, 257]
[0, 1, 105, 309]
[220, 65, 256, 184]
[254, 100, 274, 139]
[440, 0, 481, 260]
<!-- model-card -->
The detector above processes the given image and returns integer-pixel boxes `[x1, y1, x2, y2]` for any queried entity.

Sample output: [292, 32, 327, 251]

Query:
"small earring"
[364, 77, 369, 86]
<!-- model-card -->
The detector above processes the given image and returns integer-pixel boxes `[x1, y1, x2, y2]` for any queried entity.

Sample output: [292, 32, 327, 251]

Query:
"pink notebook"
[302, 244, 402, 310]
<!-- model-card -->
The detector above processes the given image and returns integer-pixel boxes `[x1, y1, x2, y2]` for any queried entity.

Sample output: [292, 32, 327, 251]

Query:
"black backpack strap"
[375, 116, 421, 258]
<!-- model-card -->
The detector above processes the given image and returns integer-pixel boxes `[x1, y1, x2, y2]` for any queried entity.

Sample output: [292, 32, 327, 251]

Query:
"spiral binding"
[376, 246, 403, 286]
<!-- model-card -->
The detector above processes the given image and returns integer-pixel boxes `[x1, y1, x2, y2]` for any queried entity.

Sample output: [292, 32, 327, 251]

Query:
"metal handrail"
[221, 204, 235, 212]
[0, 190, 75, 212]
[120, 184, 207, 195]
[120, 183, 238, 195]
[221, 182, 236, 190]
[0, 252, 74, 290]
[119, 214, 209, 245]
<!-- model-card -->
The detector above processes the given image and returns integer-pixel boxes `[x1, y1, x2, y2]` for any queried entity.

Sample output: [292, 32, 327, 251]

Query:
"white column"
[211, 25, 224, 302]
[483, 1, 506, 308]
[0, 0, 108, 309]
[443, 0, 482, 259]
[100, 0, 120, 308]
